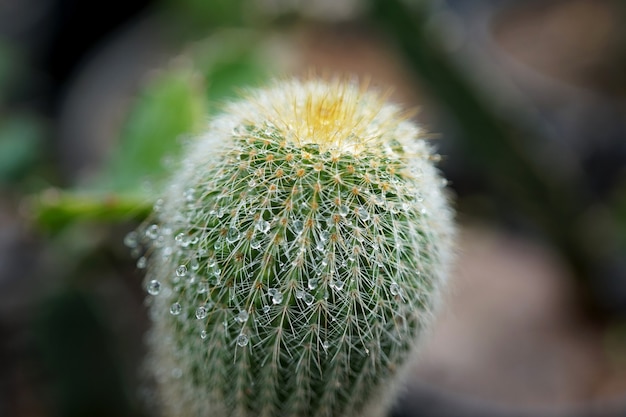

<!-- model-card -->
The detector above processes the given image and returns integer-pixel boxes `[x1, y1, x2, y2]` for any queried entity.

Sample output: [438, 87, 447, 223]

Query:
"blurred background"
[1, 0, 625, 416]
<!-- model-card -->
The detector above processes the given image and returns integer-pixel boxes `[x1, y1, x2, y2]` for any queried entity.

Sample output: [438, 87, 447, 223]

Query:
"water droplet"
[326, 216, 335, 228]
[184, 188, 195, 202]
[339, 205, 349, 217]
[145, 224, 159, 239]
[322, 341, 330, 350]
[304, 293, 314, 306]
[197, 281, 209, 294]
[196, 306, 207, 319]
[250, 236, 262, 250]
[176, 265, 187, 277]
[136, 257, 147, 269]
[235, 310, 249, 323]
[170, 303, 182, 315]
[147, 280, 161, 295]
[248, 179, 256, 187]
[236, 333, 249, 347]
[227, 227, 240, 243]
[320, 230, 330, 241]
[271, 291, 283, 305]
[153, 199, 164, 213]
[213, 275, 222, 285]
[295, 290, 305, 299]
[255, 220, 270, 234]
[124, 231, 138, 248]
[293, 220, 303, 234]
[333, 279, 345, 291]
[390, 282, 400, 296]
[191, 258, 200, 271]
[262, 305, 270, 313]
[307, 278, 318, 290]
[357, 207, 370, 221]
[200, 330, 208, 339]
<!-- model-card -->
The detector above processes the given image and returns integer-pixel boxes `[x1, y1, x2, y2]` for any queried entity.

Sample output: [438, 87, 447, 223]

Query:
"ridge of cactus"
[128, 78, 455, 417]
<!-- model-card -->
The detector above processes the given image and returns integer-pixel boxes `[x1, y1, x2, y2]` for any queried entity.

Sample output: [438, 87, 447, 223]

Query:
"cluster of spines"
[128, 80, 454, 417]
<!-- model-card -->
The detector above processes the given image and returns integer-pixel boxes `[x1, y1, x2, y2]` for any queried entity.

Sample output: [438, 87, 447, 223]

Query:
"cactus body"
[135, 79, 454, 417]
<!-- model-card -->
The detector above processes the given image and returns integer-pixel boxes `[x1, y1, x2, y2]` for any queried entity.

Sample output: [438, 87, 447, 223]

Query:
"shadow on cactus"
[128, 78, 455, 417]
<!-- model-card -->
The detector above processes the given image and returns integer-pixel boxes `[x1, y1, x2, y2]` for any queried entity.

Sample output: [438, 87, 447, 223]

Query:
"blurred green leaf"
[204, 52, 266, 105]
[95, 33, 271, 196]
[94, 67, 206, 195]
[34, 32, 273, 230]
[193, 31, 272, 106]
[0, 115, 43, 183]
[31, 190, 152, 233]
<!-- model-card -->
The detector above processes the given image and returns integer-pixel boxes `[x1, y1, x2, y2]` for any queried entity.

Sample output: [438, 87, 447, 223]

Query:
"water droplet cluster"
[132, 79, 454, 417]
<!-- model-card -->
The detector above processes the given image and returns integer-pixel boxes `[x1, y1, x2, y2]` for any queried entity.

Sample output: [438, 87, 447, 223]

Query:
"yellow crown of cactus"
[129, 78, 455, 417]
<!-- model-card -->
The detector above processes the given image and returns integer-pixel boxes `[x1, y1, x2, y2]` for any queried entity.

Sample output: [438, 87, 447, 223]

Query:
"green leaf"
[33, 32, 274, 230]
[30, 189, 152, 233]
[193, 31, 272, 107]
[93, 67, 206, 195]
[94, 32, 271, 196]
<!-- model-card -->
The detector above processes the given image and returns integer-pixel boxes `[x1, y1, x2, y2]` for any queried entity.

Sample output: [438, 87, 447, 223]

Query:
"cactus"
[130, 79, 455, 417]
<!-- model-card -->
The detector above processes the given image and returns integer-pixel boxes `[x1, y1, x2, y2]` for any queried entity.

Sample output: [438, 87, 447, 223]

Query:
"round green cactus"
[131, 79, 454, 417]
